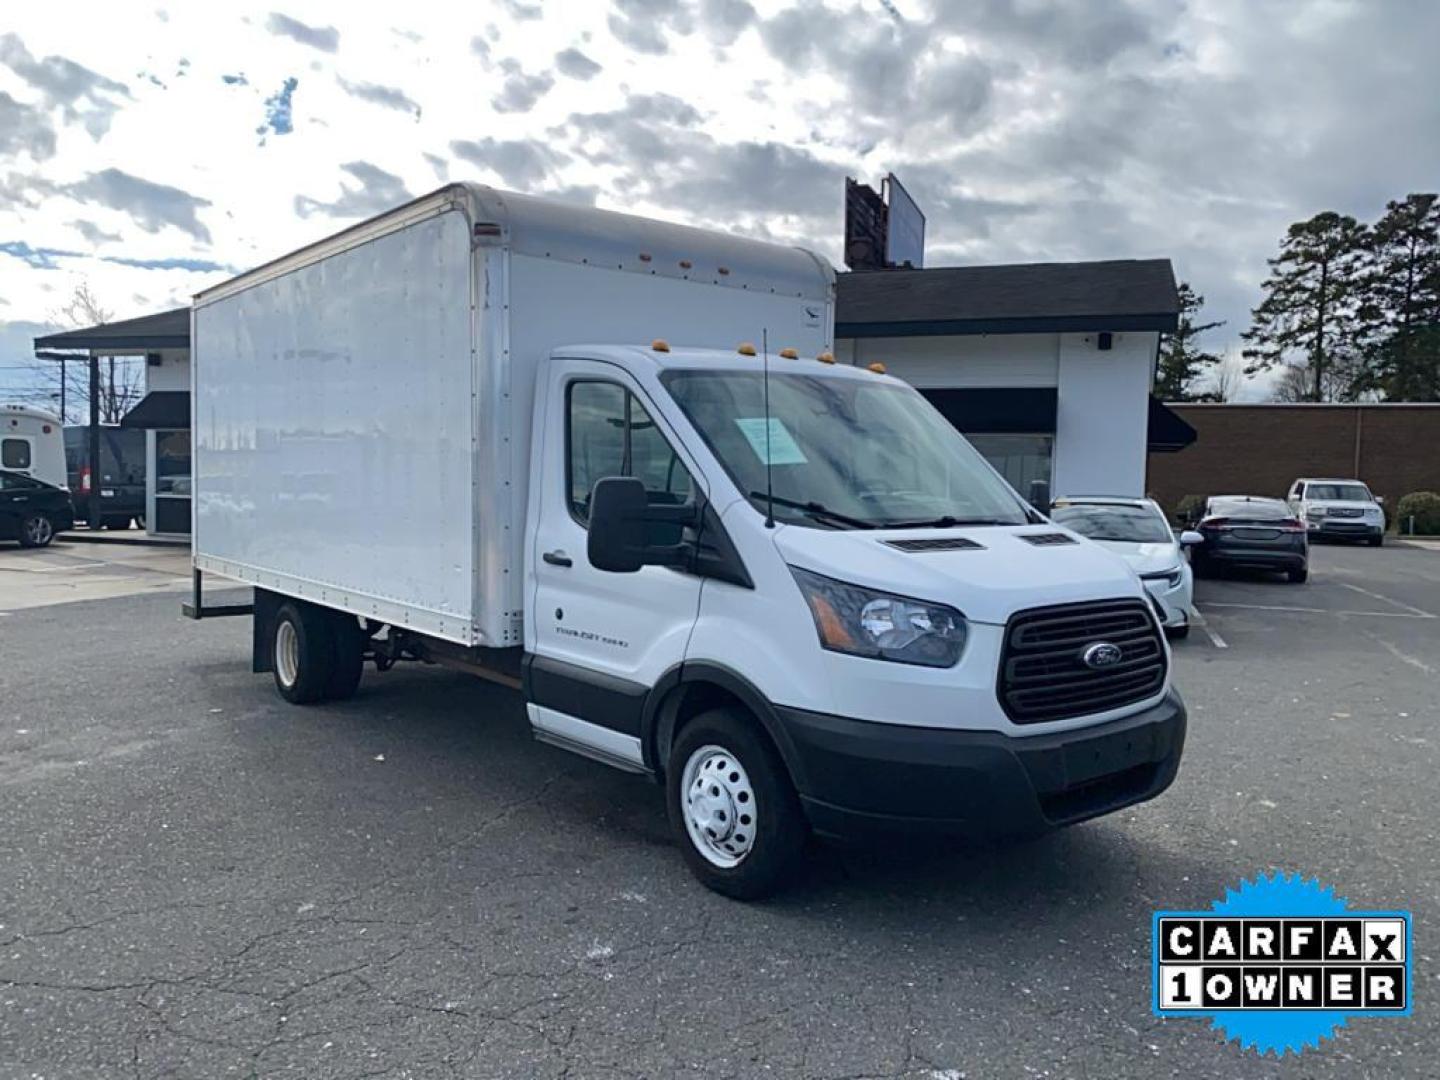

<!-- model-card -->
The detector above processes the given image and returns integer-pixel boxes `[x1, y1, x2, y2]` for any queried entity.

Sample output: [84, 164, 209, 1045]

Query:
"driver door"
[528, 358, 706, 769]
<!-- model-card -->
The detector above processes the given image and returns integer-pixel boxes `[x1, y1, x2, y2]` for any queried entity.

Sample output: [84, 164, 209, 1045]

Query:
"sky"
[2, 0, 1438, 404]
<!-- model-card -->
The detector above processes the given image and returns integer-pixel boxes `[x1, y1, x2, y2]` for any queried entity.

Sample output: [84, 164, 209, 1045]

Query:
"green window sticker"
[734, 417, 808, 465]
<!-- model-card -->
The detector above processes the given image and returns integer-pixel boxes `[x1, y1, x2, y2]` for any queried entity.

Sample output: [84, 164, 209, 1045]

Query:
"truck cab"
[523, 344, 1185, 896]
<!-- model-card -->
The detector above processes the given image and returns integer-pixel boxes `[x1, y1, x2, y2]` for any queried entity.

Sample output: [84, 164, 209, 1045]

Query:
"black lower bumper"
[776, 690, 1186, 840]
[1206, 548, 1306, 571]
[1311, 523, 1382, 540]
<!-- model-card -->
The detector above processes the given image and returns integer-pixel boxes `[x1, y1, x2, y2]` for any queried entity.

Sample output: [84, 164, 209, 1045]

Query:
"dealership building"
[32, 252, 1190, 534]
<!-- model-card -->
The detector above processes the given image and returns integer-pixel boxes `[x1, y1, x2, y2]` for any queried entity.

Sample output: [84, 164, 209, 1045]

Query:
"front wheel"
[1166, 623, 1190, 641]
[1369, 534, 1384, 547]
[1287, 566, 1309, 584]
[667, 709, 807, 900]
[18, 513, 54, 548]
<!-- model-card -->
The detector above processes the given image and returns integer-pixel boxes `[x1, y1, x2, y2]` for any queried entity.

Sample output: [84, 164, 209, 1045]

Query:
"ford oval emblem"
[1082, 642, 1123, 669]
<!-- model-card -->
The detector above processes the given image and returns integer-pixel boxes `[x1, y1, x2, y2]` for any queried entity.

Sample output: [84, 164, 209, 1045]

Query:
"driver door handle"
[542, 550, 573, 567]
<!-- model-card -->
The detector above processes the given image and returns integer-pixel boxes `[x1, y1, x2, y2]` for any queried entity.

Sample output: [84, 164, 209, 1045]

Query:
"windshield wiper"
[881, 515, 1015, 529]
[746, 491, 877, 529]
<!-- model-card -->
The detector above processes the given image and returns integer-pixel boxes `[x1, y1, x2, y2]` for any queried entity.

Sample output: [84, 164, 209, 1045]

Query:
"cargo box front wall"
[193, 207, 481, 643]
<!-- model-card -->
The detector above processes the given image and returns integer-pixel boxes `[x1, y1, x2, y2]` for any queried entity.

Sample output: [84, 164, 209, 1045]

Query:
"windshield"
[1051, 503, 1172, 543]
[1306, 483, 1371, 501]
[660, 370, 1032, 529]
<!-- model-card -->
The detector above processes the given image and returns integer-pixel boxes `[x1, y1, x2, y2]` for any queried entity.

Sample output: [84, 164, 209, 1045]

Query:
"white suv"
[1286, 478, 1386, 546]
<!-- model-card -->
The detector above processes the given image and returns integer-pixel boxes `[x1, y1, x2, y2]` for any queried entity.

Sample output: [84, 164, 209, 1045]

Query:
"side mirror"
[1179, 530, 1203, 547]
[586, 476, 697, 573]
[1376, 495, 1386, 506]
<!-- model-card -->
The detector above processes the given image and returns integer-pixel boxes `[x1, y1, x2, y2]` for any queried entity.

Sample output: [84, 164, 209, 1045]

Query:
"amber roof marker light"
[816, 352, 836, 364]
[737, 342, 757, 356]
[651, 339, 671, 352]
[868, 362, 887, 374]
[779, 347, 798, 359]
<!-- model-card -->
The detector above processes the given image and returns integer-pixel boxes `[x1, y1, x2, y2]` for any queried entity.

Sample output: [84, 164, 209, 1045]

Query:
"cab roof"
[558, 344, 890, 382]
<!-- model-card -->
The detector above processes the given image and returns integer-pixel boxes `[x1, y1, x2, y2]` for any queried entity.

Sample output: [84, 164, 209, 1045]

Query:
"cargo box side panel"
[194, 208, 478, 642]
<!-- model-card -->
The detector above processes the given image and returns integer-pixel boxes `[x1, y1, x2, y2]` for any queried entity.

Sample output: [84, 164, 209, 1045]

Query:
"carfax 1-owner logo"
[1152, 872, 1412, 1055]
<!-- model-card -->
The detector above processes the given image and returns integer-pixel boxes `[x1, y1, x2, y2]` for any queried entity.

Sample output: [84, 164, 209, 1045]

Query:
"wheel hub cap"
[681, 745, 756, 868]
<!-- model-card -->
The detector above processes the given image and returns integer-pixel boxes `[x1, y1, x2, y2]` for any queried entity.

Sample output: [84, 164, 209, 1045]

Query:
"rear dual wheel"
[272, 601, 364, 704]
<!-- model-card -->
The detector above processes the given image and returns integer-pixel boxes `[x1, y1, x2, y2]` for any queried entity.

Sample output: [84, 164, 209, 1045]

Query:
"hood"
[773, 524, 1145, 626]
[1092, 539, 1181, 574]
[1305, 498, 1379, 511]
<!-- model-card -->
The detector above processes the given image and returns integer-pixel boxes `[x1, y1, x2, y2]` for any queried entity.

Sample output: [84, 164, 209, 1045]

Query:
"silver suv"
[1286, 478, 1385, 546]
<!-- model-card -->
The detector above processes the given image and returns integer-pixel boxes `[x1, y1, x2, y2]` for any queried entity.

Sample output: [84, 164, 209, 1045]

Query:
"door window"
[2, 438, 31, 469]
[1, 471, 40, 490]
[155, 430, 191, 496]
[567, 380, 693, 525]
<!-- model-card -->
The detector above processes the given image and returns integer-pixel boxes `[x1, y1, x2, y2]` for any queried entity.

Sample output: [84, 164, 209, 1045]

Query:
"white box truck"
[189, 184, 1185, 897]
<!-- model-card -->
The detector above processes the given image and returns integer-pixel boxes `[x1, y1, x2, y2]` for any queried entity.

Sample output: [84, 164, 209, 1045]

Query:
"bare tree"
[25, 283, 145, 424]
[1197, 350, 1248, 402]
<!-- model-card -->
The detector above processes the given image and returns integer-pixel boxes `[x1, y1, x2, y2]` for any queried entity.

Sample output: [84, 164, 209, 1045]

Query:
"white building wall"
[844, 333, 1060, 388]
[1052, 331, 1156, 497]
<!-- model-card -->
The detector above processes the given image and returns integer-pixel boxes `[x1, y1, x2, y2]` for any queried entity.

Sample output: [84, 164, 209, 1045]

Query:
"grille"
[1328, 507, 1364, 518]
[1018, 532, 1077, 547]
[998, 599, 1166, 725]
[883, 537, 984, 553]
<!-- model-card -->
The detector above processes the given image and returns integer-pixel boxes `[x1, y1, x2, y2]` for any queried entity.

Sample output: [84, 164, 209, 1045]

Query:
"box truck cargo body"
[191, 185, 1185, 897]
[194, 186, 831, 645]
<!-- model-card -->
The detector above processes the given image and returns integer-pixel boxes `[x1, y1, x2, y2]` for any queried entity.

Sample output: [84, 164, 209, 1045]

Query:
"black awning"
[121, 391, 189, 429]
[1147, 396, 1197, 452]
[919, 387, 1057, 434]
[33, 307, 190, 352]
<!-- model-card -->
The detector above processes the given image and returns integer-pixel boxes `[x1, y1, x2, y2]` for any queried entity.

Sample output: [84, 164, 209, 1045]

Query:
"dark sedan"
[0, 469, 75, 548]
[1189, 495, 1309, 583]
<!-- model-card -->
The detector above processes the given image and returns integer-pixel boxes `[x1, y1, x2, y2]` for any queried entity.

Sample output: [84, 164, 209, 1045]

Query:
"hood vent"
[883, 536, 984, 553]
[1019, 532, 1077, 547]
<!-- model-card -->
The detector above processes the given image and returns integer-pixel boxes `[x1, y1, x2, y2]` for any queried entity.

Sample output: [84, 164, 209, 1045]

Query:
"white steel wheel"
[275, 619, 300, 689]
[681, 744, 757, 868]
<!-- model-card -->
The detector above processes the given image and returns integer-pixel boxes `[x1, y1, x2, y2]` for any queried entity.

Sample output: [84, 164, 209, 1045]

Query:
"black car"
[1189, 495, 1309, 583]
[0, 469, 75, 548]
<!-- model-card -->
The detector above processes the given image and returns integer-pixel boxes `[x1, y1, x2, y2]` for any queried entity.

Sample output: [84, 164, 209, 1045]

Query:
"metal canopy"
[32, 307, 190, 352]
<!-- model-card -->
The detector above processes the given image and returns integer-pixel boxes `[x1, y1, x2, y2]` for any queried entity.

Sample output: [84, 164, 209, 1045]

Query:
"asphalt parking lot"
[1, 541, 1436, 1078]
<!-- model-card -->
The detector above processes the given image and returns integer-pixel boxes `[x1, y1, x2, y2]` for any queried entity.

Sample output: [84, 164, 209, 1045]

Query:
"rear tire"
[323, 612, 365, 701]
[1287, 567, 1309, 584]
[667, 708, 807, 900]
[272, 601, 335, 704]
[17, 513, 54, 548]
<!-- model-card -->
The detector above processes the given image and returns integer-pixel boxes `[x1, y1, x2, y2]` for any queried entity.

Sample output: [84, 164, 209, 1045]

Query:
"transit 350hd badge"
[1152, 872, 1412, 1055]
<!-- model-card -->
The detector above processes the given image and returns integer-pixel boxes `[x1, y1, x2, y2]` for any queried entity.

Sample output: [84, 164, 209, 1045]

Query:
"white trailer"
[1, 404, 66, 490]
[190, 185, 1185, 898]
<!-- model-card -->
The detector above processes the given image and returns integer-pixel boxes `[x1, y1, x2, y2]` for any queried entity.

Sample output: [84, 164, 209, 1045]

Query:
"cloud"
[0, 91, 57, 160]
[450, 137, 565, 187]
[257, 76, 298, 140]
[265, 13, 339, 53]
[294, 161, 413, 219]
[607, 0, 694, 55]
[221, 73, 248, 86]
[339, 78, 420, 118]
[71, 219, 121, 245]
[699, 0, 757, 45]
[62, 168, 213, 244]
[0, 32, 130, 139]
[555, 47, 601, 81]
[499, 0, 542, 19]
[491, 60, 554, 113]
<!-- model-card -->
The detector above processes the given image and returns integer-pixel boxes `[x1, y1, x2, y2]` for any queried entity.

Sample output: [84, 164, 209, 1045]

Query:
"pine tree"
[1366, 193, 1440, 401]
[1154, 282, 1223, 401]
[1243, 211, 1369, 401]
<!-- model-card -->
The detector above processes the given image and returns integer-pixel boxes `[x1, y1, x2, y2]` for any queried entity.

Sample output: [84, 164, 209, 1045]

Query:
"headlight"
[789, 567, 967, 668]
[1141, 567, 1184, 590]
[1306, 508, 1325, 519]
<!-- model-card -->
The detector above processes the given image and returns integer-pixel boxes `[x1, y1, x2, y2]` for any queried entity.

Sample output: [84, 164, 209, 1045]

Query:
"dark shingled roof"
[33, 306, 190, 351]
[836, 259, 1180, 337]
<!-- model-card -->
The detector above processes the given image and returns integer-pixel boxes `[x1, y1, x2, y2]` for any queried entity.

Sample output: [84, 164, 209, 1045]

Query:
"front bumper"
[1308, 519, 1383, 539]
[777, 689, 1186, 840]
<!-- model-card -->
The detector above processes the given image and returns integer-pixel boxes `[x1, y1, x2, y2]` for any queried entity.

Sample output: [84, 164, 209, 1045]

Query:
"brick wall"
[1146, 405, 1440, 518]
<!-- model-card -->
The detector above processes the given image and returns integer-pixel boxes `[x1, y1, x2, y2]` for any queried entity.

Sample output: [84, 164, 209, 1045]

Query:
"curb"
[56, 531, 189, 549]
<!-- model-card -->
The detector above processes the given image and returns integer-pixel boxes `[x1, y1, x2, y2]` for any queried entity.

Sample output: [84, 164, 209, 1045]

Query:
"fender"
[641, 661, 809, 792]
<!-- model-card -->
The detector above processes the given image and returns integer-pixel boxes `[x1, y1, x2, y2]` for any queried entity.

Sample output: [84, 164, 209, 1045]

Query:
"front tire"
[1369, 534, 1383, 547]
[1287, 567, 1309, 584]
[18, 513, 54, 548]
[272, 601, 335, 704]
[1166, 623, 1190, 641]
[667, 709, 806, 900]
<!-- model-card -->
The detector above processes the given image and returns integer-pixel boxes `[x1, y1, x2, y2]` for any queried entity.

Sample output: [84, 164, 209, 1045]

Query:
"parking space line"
[1200, 601, 1435, 620]
[1189, 608, 1227, 648]
[1333, 580, 1436, 619]
[1353, 624, 1436, 676]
